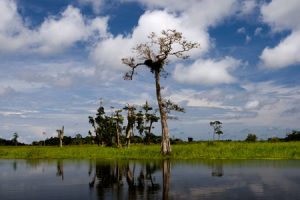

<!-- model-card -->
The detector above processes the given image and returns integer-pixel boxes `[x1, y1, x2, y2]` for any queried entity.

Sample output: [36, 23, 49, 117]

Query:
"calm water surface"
[0, 159, 300, 200]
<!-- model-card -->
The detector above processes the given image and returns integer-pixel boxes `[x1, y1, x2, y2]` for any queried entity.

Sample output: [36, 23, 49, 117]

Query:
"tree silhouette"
[143, 101, 159, 144]
[12, 132, 18, 146]
[209, 121, 223, 141]
[122, 29, 199, 155]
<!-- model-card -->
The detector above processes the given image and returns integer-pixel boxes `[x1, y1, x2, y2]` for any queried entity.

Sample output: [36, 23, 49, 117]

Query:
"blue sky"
[1, 0, 300, 143]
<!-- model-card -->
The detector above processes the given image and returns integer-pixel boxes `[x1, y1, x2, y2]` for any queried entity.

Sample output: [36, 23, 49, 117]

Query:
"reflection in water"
[56, 160, 64, 181]
[12, 160, 17, 171]
[211, 162, 224, 177]
[1, 159, 300, 200]
[89, 160, 163, 199]
[162, 159, 170, 200]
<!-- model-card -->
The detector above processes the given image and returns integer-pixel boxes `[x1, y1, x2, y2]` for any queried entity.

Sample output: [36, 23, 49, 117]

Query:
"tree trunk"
[125, 126, 131, 147]
[146, 121, 153, 145]
[59, 138, 62, 148]
[116, 123, 120, 147]
[125, 119, 132, 147]
[155, 71, 171, 155]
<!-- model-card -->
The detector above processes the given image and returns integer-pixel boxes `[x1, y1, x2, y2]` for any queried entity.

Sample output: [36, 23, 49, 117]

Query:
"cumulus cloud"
[261, 0, 300, 31]
[91, 0, 242, 81]
[260, 0, 300, 68]
[260, 31, 300, 68]
[0, 0, 109, 54]
[91, 10, 209, 72]
[173, 57, 240, 85]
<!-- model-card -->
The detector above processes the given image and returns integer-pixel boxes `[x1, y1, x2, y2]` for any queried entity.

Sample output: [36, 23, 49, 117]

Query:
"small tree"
[122, 29, 199, 155]
[143, 101, 159, 144]
[245, 133, 257, 142]
[209, 121, 223, 141]
[112, 109, 124, 147]
[88, 101, 107, 146]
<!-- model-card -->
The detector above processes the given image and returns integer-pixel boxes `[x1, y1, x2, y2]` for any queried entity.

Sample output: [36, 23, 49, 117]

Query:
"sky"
[1, 0, 300, 143]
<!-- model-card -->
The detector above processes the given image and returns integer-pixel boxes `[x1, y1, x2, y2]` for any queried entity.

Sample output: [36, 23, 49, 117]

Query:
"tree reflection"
[89, 161, 162, 199]
[211, 161, 224, 177]
[56, 160, 64, 180]
[162, 159, 170, 200]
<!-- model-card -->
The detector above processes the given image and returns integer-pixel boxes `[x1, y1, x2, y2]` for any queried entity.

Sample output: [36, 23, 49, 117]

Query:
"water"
[0, 159, 300, 200]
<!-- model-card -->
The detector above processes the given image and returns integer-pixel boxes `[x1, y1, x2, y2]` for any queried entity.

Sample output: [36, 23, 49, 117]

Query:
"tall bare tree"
[56, 126, 64, 147]
[122, 29, 199, 155]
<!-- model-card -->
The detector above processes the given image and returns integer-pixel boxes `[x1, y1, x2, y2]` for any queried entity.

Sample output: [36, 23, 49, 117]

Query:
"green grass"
[0, 141, 299, 160]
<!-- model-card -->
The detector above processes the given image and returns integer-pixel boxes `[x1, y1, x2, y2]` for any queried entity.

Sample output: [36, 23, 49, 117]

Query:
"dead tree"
[122, 29, 199, 155]
[56, 126, 64, 148]
[124, 104, 136, 147]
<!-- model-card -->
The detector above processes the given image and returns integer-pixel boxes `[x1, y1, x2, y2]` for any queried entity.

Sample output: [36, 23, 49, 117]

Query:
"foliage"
[245, 133, 257, 142]
[12, 132, 19, 146]
[209, 121, 223, 140]
[0, 137, 25, 146]
[88, 104, 119, 147]
[285, 130, 300, 141]
[88, 102, 160, 147]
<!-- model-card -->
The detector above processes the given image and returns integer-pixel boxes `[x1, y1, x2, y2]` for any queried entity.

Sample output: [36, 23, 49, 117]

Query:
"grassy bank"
[0, 141, 299, 160]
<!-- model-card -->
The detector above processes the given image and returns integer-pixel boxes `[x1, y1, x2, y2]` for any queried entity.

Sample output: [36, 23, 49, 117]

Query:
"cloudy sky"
[1, 0, 300, 143]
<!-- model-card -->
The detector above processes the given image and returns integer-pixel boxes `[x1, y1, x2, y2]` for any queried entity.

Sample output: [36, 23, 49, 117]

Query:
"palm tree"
[122, 29, 199, 155]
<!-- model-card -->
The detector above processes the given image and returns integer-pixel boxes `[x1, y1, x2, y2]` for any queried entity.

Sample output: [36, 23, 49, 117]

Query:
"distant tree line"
[245, 130, 300, 142]
[0, 132, 25, 146]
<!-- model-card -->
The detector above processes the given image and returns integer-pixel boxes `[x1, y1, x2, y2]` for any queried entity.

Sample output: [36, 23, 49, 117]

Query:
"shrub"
[245, 134, 257, 142]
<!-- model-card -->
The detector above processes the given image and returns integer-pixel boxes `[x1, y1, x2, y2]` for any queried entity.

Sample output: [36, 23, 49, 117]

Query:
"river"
[0, 159, 299, 199]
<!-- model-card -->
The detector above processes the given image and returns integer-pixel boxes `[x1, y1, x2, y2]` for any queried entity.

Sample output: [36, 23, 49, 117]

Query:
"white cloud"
[90, 0, 244, 80]
[260, 0, 300, 68]
[261, 0, 300, 31]
[0, 1, 109, 54]
[91, 10, 209, 72]
[173, 57, 240, 85]
[260, 31, 300, 68]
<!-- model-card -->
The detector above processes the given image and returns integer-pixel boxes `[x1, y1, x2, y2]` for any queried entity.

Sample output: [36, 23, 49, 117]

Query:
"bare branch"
[122, 29, 199, 78]
[122, 57, 144, 80]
